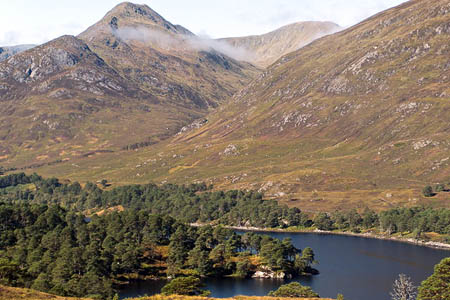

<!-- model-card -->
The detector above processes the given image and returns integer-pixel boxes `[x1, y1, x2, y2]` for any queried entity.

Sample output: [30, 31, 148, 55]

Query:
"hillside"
[0, 285, 329, 300]
[24, 0, 450, 212]
[220, 22, 341, 67]
[0, 44, 35, 62]
[0, 2, 259, 169]
[0, 285, 90, 300]
[154, 0, 450, 211]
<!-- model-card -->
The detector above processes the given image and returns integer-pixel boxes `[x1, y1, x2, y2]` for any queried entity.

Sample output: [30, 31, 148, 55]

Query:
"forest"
[1, 173, 449, 237]
[0, 173, 449, 299]
[0, 174, 318, 299]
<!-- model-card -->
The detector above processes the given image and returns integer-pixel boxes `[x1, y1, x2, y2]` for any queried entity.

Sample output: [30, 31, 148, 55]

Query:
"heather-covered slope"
[155, 0, 450, 210]
[0, 285, 90, 300]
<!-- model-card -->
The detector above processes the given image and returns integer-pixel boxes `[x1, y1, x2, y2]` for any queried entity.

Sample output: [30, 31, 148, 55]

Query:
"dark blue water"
[119, 231, 449, 300]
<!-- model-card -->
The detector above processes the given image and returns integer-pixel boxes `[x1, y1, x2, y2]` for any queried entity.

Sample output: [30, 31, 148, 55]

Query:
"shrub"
[268, 282, 319, 297]
[161, 276, 210, 296]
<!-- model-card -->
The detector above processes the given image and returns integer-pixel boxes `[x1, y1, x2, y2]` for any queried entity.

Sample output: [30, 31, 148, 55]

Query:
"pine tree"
[418, 258, 450, 300]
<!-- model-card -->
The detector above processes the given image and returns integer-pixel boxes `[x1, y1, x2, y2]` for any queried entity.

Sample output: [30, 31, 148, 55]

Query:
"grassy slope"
[0, 285, 90, 300]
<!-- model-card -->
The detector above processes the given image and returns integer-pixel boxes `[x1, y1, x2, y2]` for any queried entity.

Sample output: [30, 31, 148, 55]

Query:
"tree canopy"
[418, 257, 450, 300]
[268, 282, 319, 297]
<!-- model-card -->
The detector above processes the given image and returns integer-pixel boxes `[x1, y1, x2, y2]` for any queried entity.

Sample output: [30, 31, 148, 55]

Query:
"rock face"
[221, 21, 341, 67]
[0, 36, 133, 101]
[252, 266, 292, 279]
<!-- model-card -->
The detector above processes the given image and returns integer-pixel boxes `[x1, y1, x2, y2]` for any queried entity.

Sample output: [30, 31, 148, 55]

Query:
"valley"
[6, 0, 449, 212]
[0, 0, 449, 300]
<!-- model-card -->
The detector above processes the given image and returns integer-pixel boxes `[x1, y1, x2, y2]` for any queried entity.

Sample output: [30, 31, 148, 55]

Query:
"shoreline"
[191, 223, 450, 251]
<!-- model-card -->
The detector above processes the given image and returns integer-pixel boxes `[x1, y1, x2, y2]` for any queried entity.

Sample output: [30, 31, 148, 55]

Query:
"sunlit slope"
[0, 285, 330, 300]
[0, 285, 90, 300]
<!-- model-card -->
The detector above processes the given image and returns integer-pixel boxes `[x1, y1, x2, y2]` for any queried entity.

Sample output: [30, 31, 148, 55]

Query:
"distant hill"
[0, 44, 35, 61]
[220, 21, 341, 67]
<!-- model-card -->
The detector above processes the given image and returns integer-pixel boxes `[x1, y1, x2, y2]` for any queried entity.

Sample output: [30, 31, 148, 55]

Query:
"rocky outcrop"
[252, 266, 292, 279]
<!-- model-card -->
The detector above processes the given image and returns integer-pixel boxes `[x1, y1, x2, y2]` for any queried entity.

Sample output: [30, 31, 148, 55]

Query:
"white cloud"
[0, 0, 407, 46]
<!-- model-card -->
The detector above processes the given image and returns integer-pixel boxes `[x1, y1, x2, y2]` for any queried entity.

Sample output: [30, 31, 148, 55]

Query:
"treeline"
[0, 173, 303, 228]
[313, 207, 450, 237]
[0, 202, 311, 299]
[1, 173, 450, 238]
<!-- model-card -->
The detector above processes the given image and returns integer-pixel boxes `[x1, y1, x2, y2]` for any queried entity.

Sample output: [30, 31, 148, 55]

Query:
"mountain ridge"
[220, 21, 341, 67]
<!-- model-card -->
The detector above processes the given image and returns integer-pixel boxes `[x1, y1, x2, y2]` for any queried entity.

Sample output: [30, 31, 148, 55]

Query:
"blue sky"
[0, 0, 406, 46]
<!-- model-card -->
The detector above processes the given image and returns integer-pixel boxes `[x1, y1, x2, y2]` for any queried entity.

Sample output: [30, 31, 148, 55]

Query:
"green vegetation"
[1, 173, 450, 239]
[0, 198, 308, 299]
[418, 257, 450, 300]
[268, 282, 319, 297]
[0, 173, 449, 299]
[0, 283, 329, 300]
[161, 277, 209, 296]
[422, 186, 434, 198]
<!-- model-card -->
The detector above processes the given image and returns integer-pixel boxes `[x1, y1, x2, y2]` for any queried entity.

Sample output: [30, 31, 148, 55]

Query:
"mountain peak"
[107, 2, 167, 24]
[80, 1, 193, 38]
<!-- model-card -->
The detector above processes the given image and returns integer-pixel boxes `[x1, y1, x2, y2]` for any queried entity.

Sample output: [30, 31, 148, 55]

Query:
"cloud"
[114, 26, 253, 61]
[0, 31, 22, 46]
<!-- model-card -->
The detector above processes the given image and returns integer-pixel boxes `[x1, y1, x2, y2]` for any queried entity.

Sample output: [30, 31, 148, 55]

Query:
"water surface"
[119, 231, 449, 300]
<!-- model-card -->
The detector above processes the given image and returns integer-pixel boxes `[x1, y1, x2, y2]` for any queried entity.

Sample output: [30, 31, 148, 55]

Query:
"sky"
[0, 0, 407, 46]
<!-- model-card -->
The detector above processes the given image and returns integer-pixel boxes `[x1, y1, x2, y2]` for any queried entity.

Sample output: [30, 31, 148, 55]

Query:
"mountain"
[78, 2, 258, 109]
[220, 21, 341, 67]
[2, 0, 449, 212]
[157, 0, 450, 211]
[35, 0, 449, 212]
[0, 2, 258, 168]
[0, 44, 35, 62]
